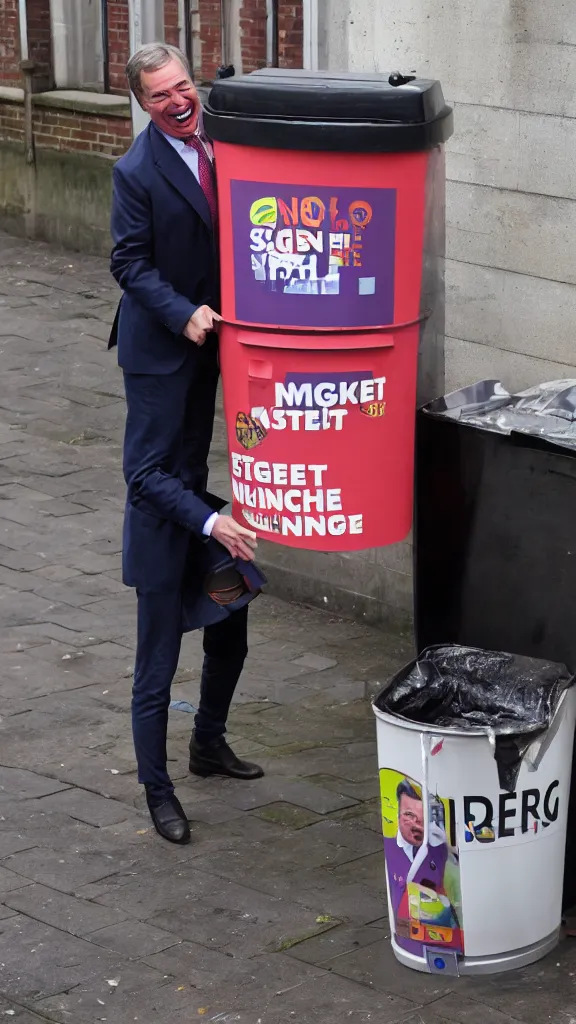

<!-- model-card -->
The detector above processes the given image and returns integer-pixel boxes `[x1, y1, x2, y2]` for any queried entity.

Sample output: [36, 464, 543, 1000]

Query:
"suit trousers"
[133, 592, 248, 803]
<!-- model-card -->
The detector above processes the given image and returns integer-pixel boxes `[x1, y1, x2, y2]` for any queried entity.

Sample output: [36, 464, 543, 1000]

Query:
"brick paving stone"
[3, 882, 129, 935]
[291, 652, 339, 671]
[0, 833, 39, 860]
[88, 864, 231, 919]
[431, 993, 548, 1023]
[283, 923, 385, 964]
[0, 1003, 54, 1024]
[0, 565, 43, 591]
[181, 959, 417, 1023]
[299, 818, 383, 856]
[0, 906, 18, 921]
[143, 938, 246, 982]
[36, 973, 205, 1024]
[29, 962, 174, 1022]
[157, 953, 330, 1022]
[0, 549, 49, 572]
[147, 881, 339, 958]
[0, 866, 32, 893]
[251, 802, 324, 829]
[3, 845, 137, 894]
[0, 767, 70, 800]
[87, 919, 181, 957]
[187, 832, 358, 895]
[36, 788, 136, 827]
[294, 878, 389, 927]
[185, 798, 246, 825]
[453, 951, 576, 1022]
[0, 913, 125, 1002]
[208, 776, 359, 814]
[305, 772, 380, 801]
[325, 936, 453, 1002]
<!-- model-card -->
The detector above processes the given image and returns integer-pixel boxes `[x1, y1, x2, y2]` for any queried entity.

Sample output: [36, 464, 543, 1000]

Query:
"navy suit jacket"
[109, 122, 218, 375]
[109, 121, 266, 615]
[110, 122, 223, 595]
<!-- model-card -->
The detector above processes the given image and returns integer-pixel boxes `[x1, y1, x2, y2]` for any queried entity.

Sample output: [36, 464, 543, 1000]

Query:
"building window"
[50, 0, 104, 90]
[49, 0, 165, 92]
[140, 0, 165, 44]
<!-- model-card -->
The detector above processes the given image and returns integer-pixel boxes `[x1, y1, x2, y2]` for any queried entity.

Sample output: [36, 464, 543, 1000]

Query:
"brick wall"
[0, 0, 305, 94]
[164, 0, 180, 46]
[0, 0, 20, 86]
[107, 0, 131, 95]
[196, 0, 221, 83]
[26, 0, 52, 88]
[0, 0, 304, 164]
[0, 0, 53, 90]
[239, 0, 267, 74]
[0, 100, 132, 158]
[278, 0, 303, 68]
[195, 0, 304, 82]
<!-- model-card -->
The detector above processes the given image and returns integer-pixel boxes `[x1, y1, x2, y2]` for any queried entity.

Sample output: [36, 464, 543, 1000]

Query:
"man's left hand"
[211, 515, 257, 561]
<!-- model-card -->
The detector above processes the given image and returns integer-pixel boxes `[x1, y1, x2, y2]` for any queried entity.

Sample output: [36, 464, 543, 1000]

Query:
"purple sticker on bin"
[230, 181, 396, 329]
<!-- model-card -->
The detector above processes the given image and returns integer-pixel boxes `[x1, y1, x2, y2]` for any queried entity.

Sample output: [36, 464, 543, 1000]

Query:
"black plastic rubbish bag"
[375, 645, 575, 791]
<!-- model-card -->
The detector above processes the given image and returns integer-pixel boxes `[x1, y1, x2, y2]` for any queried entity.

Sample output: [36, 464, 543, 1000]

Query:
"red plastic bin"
[204, 70, 453, 551]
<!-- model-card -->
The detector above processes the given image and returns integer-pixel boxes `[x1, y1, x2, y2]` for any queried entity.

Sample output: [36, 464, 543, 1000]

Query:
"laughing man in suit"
[110, 43, 263, 846]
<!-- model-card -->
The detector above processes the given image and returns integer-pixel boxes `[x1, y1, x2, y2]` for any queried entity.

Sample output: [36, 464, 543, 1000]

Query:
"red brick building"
[0, 0, 303, 251]
[0, 0, 304, 160]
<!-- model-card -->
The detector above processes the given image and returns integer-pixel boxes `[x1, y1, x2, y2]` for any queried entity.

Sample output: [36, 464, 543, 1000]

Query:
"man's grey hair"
[126, 43, 191, 100]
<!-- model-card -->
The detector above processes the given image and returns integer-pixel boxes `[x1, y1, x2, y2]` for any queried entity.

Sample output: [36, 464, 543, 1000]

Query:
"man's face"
[398, 793, 424, 847]
[139, 57, 200, 139]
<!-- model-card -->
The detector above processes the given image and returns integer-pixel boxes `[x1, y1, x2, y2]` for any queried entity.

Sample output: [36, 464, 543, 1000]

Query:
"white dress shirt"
[161, 131, 201, 180]
[161, 130, 219, 541]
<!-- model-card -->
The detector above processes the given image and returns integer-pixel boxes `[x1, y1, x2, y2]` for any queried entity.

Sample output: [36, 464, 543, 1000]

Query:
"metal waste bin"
[204, 69, 453, 551]
[373, 644, 576, 975]
[414, 379, 576, 913]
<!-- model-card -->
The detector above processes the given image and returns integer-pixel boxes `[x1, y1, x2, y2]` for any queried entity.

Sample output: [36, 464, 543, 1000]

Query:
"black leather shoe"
[189, 735, 264, 780]
[146, 794, 191, 845]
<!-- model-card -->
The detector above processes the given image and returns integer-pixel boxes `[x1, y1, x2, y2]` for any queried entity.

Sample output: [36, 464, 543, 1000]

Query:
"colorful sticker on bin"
[230, 181, 397, 328]
[238, 370, 387, 444]
[231, 370, 388, 540]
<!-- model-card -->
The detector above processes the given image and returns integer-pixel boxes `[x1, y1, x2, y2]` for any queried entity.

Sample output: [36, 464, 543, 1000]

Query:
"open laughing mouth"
[171, 107, 194, 124]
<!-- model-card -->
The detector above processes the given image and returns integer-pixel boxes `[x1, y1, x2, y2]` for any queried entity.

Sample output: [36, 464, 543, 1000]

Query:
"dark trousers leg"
[194, 606, 249, 745]
[132, 591, 183, 803]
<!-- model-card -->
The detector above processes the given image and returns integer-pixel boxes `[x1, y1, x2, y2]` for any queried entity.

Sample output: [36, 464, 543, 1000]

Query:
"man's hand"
[183, 305, 222, 346]
[211, 515, 257, 562]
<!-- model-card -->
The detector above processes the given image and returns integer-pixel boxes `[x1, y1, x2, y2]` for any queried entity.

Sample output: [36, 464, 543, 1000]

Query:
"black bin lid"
[204, 69, 453, 153]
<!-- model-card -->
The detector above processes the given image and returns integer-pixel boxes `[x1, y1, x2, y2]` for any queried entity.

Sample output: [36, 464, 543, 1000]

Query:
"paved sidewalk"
[0, 231, 574, 1023]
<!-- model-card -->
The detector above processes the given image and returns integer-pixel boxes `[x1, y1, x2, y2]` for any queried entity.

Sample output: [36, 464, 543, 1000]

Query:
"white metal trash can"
[373, 664, 576, 976]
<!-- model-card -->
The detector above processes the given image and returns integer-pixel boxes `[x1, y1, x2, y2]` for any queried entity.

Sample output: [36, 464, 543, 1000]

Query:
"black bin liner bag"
[375, 645, 575, 791]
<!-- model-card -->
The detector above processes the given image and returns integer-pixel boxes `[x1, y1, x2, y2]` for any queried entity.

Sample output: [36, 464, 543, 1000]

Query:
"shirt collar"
[397, 829, 415, 862]
[161, 129, 214, 161]
[161, 131, 186, 151]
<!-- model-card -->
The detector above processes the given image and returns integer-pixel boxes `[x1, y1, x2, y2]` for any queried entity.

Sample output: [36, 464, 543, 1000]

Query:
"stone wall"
[258, 0, 576, 626]
[320, 0, 576, 393]
[0, 141, 114, 253]
[0, 0, 19, 85]
[0, 88, 130, 250]
[0, 90, 132, 157]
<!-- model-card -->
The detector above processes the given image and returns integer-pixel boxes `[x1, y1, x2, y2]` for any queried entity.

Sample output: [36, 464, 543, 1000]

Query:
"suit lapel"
[149, 123, 212, 231]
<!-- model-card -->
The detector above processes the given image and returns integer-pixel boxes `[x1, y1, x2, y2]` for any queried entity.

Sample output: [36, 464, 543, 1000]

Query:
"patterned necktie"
[185, 135, 218, 231]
